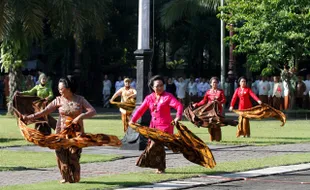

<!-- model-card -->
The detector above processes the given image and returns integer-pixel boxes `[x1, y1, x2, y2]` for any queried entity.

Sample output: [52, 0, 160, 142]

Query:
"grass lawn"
[1, 114, 310, 189]
[214, 119, 310, 145]
[2, 153, 310, 190]
[1, 114, 310, 147]
[0, 149, 122, 171]
[0, 114, 125, 147]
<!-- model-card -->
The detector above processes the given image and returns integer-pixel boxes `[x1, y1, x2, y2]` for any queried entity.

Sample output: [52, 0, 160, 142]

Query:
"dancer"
[229, 76, 262, 137]
[22, 76, 96, 183]
[110, 78, 136, 132]
[129, 75, 183, 174]
[17, 73, 54, 135]
[18, 73, 53, 101]
[193, 77, 226, 141]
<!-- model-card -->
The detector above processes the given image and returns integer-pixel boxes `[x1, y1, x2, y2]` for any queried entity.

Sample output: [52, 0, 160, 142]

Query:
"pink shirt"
[131, 92, 183, 134]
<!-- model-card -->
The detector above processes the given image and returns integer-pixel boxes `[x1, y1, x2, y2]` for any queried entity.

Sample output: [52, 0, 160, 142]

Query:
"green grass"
[186, 119, 310, 145]
[3, 153, 310, 190]
[1, 114, 310, 147]
[0, 149, 121, 171]
[0, 114, 125, 147]
[1, 114, 310, 189]
[217, 120, 310, 145]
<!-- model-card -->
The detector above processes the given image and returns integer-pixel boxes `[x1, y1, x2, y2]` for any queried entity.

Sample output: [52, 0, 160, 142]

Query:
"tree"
[160, 0, 221, 76]
[219, 0, 310, 76]
[160, 0, 219, 29]
[0, 0, 111, 114]
[46, 0, 111, 76]
[0, 0, 45, 114]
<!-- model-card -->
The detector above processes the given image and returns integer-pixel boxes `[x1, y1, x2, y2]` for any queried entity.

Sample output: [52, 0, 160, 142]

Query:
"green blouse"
[20, 84, 54, 101]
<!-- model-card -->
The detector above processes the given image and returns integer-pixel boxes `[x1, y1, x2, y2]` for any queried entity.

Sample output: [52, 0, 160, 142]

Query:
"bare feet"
[59, 179, 67, 184]
[155, 169, 165, 174]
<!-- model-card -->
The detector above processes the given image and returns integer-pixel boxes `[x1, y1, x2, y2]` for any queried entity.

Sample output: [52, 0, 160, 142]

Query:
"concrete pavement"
[1, 106, 310, 189]
[118, 164, 310, 190]
[1, 143, 310, 188]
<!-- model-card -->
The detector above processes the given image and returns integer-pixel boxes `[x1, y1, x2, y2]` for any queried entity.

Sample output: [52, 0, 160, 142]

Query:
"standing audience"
[102, 75, 112, 108]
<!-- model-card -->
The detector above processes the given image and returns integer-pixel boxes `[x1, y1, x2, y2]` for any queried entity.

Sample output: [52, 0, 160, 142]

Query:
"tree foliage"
[160, 0, 219, 29]
[160, 0, 221, 76]
[0, 0, 111, 114]
[219, 0, 310, 75]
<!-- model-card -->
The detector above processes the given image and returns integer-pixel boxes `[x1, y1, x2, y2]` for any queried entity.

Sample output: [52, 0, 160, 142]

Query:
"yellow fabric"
[130, 121, 216, 169]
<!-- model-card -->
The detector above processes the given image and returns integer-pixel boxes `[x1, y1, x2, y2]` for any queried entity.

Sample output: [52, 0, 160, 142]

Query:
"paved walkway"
[1, 143, 310, 188]
[1, 107, 310, 189]
[118, 163, 310, 190]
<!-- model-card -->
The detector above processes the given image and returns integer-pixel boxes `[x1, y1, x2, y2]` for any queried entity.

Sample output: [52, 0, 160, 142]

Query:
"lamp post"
[121, 0, 152, 150]
[135, 0, 153, 112]
[226, 24, 236, 104]
[228, 24, 236, 75]
[220, 0, 225, 91]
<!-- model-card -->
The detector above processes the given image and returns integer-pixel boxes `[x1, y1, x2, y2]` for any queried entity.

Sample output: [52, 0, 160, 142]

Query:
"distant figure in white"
[102, 74, 112, 108]
[174, 77, 188, 106]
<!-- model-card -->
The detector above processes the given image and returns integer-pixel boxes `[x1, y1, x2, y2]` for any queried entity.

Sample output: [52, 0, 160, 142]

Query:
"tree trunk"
[163, 30, 167, 70]
[73, 41, 82, 94]
[7, 67, 22, 115]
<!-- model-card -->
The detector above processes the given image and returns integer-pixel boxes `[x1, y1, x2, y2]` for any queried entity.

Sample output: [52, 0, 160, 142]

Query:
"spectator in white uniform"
[115, 76, 124, 92]
[174, 76, 188, 106]
[102, 74, 112, 108]
[258, 76, 270, 104]
[197, 78, 210, 100]
[187, 77, 198, 103]
[304, 74, 310, 109]
[268, 76, 274, 106]
[271, 76, 284, 110]
[130, 78, 136, 89]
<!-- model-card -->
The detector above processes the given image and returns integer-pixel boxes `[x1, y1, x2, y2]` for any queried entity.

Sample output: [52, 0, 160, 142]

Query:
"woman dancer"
[129, 75, 183, 174]
[193, 77, 226, 141]
[23, 76, 96, 183]
[229, 76, 262, 137]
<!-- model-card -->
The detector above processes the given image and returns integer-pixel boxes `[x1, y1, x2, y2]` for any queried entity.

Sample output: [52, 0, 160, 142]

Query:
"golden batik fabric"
[110, 98, 136, 113]
[13, 94, 122, 149]
[130, 121, 216, 169]
[184, 101, 238, 128]
[232, 103, 286, 126]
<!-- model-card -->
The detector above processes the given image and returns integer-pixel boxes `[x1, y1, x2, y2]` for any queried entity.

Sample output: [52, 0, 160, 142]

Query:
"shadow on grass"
[80, 180, 151, 187]
[219, 138, 310, 145]
[167, 170, 223, 175]
[253, 136, 310, 140]
[0, 166, 49, 171]
[211, 147, 309, 153]
[0, 138, 22, 143]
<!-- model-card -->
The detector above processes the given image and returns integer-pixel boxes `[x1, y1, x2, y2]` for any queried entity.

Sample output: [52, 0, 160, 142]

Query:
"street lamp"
[121, 0, 152, 150]
[135, 0, 153, 108]
[220, 0, 225, 90]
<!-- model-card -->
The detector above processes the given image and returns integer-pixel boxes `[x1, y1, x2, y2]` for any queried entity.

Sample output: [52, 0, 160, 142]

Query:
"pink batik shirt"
[131, 92, 183, 134]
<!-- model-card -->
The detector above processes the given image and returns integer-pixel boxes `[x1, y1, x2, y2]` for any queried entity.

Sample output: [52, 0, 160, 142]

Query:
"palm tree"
[160, 0, 219, 28]
[0, 0, 45, 114]
[0, 0, 111, 114]
[46, 0, 111, 76]
[160, 0, 220, 76]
